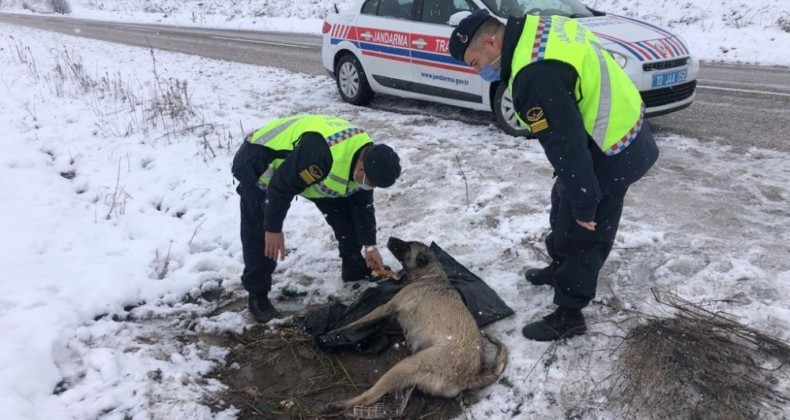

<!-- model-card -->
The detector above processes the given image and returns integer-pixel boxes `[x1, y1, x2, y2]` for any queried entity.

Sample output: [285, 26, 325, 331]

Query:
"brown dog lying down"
[322, 237, 508, 412]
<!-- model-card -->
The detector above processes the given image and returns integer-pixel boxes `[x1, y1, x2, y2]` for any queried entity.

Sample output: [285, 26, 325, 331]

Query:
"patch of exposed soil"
[209, 309, 464, 419]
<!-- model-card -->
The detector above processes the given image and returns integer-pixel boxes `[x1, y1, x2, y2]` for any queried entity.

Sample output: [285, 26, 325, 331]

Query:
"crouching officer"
[232, 114, 402, 323]
[450, 10, 659, 341]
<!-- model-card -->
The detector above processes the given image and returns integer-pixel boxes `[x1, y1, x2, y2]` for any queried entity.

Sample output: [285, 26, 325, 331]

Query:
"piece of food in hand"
[371, 268, 400, 280]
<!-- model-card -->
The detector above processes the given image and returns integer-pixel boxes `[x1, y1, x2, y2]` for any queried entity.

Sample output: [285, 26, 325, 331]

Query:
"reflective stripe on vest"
[248, 115, 371, 198]
[510, 16, 644, 155]
[251, 115, 302, 145]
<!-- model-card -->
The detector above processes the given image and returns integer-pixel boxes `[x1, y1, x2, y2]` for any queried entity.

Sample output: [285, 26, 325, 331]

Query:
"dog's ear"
[416, 252, 431, 268]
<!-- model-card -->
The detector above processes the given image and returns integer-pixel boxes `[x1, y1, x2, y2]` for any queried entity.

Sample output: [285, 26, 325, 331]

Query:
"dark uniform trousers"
[237, 180, 363, 295]
[546, 181, 628, 310]
[237, 180, 275, 295]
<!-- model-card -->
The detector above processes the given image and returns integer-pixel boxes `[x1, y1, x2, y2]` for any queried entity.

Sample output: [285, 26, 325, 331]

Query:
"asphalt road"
[0, 13, 322, 74]
[2, 13, 789, 152]
[651, 63, 790, 152]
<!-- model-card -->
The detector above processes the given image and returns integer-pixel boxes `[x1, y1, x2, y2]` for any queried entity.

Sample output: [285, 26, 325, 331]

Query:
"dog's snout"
[387, 237, 408, 260]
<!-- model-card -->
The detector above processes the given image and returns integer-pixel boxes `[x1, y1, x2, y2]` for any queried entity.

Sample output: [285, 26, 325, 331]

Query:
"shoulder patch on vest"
[525, 106, 549, 133]
[308, 165, 324, 180]
[299, 164, 323, 184]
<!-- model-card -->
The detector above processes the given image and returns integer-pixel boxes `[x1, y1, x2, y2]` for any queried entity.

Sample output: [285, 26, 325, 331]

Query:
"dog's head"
[387, 237, 444, 280]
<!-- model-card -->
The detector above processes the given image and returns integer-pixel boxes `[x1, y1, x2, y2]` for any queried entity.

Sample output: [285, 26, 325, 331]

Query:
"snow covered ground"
[1, 0, 789, 419]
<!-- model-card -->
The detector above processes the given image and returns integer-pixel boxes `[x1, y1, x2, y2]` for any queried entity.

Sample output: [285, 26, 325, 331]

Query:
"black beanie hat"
[449, 9, 492, 62]
[363, 144, 401, 188]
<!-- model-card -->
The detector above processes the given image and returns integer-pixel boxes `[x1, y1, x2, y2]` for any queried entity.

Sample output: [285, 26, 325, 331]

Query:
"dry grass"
[217, 326, 366, 418]
[100, 158, 132, 220]
[23, 39, 204, 140]
[520, 229, 551, 263]
[607, 290, 790, 419]
[211, 323, 461, 419]
[6, 35, 38, 80]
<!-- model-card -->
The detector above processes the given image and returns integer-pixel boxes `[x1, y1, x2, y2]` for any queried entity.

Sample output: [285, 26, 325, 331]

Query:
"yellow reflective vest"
[248, 115, 372, 198]
[508, 15, 645, 155]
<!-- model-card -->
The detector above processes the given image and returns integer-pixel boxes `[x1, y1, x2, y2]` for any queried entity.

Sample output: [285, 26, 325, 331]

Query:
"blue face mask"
[355, 170, 375, 191]
[479, 55, 502, 83]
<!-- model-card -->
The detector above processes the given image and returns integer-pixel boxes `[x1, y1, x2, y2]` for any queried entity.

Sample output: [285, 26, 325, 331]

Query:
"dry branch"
[607, 289, 790, 419]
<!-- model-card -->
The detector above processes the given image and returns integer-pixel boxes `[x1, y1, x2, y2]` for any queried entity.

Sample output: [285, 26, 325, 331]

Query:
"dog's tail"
[469, 332, 508, 389]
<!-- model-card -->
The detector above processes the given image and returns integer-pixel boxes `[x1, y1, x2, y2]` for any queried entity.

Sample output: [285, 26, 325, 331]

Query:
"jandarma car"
[321, 0, 699, 136]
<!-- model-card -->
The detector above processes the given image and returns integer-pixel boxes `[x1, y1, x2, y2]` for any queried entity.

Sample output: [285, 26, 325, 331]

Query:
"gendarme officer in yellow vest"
[450, 10, 658, 341]
[232, 115, 402, 323]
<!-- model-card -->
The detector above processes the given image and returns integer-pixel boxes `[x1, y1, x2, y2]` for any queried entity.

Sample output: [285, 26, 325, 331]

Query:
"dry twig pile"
[609, 290, 790, 419]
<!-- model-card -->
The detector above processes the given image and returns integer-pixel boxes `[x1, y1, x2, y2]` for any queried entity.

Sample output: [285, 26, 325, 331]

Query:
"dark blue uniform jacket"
[501, 16, 659, 222]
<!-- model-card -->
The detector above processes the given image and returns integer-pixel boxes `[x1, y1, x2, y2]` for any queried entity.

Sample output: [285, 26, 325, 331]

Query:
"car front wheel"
[493, 83, 529, 137]
[335, 54, 374, 105]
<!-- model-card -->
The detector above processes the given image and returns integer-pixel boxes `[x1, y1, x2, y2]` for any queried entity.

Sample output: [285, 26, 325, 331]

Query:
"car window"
[361, 0, 414, 19]
[361, 0, 379, 15]
[480, 0, 593, 18]
[421, 0, 476, 25]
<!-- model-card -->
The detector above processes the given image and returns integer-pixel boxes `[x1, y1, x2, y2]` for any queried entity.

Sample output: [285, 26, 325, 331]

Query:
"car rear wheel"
[493, 83, 529, 137]
[335, 54, 374, 105]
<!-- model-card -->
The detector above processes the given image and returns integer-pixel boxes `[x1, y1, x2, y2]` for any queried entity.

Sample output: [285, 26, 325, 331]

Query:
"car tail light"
[322, 21, 332, 34]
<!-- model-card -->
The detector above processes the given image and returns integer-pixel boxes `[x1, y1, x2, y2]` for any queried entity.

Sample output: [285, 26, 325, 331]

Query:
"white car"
[321, 0, 699, 135]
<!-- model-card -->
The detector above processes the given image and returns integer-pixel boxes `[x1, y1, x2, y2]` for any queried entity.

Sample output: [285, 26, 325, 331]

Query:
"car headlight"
[607, 50, 628, 68]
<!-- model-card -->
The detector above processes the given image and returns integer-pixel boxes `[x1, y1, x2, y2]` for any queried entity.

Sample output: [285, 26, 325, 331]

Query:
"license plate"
[652, 69, 688, 88]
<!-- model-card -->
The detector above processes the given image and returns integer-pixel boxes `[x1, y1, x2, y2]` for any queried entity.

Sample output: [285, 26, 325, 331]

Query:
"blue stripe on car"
[358, 41, 411, 57]
[411, 49, 465, 66]
[597, 34, 647, 61]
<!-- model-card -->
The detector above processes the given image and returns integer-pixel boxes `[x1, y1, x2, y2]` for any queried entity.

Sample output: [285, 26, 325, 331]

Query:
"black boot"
[248, 293, 281, 323]
[522, 307, 587, 341]
[341, 253, 371, 282]
[524, 263, 556, 286]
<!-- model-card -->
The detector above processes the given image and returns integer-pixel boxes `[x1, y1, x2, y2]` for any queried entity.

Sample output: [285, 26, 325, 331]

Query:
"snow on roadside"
[1, 3, 789, 419]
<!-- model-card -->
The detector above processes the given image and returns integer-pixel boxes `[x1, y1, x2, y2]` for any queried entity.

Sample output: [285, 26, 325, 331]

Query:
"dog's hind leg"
[324, 349, 465, 413]
[323, 353, 423, 412]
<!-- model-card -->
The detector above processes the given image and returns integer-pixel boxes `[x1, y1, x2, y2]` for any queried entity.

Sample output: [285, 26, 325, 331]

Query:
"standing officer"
[231, 114, 402, 323]
[450, 10, 659, 341]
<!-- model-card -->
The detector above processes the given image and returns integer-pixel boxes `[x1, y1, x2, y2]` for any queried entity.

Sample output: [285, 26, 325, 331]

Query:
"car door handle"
[411, 38, 427, 49]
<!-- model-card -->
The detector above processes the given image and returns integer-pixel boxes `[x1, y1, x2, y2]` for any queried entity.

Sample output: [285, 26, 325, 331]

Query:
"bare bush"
[47, 0, 71, 14]
[148, 77, 193, 121]
[143, 48, 201, 140]
[142, 1, 176, 14]
[54, 48, 94, 92]
[723, 9, 754, 28]
[779, 14, 790, 33]
[722, 6, 771, 29]
[607, 290, 790, 419]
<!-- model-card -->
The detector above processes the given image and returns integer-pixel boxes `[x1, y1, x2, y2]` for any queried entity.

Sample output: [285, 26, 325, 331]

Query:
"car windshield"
[479, 0, 593, 18]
